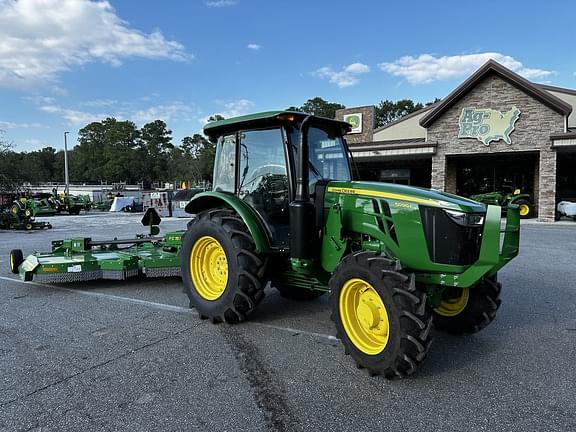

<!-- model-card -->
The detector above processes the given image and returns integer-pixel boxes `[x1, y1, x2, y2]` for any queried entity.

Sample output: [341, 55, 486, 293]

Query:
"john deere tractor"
[181, 111, 520, 378]
[471, 188, 533, 219]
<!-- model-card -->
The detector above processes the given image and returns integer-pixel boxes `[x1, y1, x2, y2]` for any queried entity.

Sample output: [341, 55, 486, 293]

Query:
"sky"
[1, 0, 575, 152]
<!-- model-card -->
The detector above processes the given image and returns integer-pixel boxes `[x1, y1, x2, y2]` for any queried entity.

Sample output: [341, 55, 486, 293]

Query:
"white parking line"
[0, 276, 193, 314]
[0, 276, 338, 342]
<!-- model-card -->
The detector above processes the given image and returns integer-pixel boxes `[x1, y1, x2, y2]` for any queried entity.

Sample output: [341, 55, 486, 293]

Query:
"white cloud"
[247, 43, 261, 51]
[0, 120, 48, 129]
[39, 105, 108, 125]
[38, 100, 194, 126]
[379, 53, 554, 84]
[200, 99, 254, 124]
[129, 103, 194, 124]
[315, 63, 370, 88]
[0, 0, 189, 88]
[205, 0, 238, 7]
[79, 99, 118, 108]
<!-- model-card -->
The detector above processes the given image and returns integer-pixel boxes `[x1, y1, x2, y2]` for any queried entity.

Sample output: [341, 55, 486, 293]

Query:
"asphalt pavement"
[0, 212, 575, 431]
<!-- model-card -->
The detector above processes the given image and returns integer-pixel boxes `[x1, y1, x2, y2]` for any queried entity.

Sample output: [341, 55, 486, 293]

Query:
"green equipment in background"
[471, 188, 534, 218]
[0, 197, 52, 230]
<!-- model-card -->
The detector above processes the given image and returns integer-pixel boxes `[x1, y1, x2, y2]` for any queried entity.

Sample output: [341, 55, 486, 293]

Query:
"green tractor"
[0, 197, 52, 230]
[470, 188, 533, 219]
[180, 111, 520, 378]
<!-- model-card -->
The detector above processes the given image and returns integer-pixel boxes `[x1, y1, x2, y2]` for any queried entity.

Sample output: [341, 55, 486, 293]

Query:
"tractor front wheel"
[181, 209, 267, 323]
[515, 199, 533, 219]
[433, 277, 501, 334]
[329, 252, 432, 378]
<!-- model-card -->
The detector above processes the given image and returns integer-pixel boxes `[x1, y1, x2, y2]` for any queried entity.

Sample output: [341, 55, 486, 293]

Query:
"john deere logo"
[458, 106, 520, 145]
[343, 113, 363, 133]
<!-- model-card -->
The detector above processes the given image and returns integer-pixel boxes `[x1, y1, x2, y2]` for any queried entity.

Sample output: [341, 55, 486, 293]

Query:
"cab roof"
[203, 110, 352, 141]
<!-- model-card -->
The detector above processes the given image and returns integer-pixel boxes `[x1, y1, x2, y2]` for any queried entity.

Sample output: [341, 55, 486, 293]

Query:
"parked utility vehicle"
[181, 111, 520, 378]
[471, 188, 533, 219]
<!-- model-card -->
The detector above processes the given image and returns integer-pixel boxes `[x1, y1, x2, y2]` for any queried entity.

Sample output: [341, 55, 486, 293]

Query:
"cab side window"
[212, 135, 236, 193]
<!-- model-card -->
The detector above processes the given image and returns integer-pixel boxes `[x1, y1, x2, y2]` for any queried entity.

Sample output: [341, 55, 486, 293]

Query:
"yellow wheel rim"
[190, 236, 228, 301]
[11, 206, 18, 214]
[9, 253, 14, 272]
[519, 204, 530, 216]
[339, 278, 390, 355]
[434, 288, 469, 317]
[25, 209, 32, 217]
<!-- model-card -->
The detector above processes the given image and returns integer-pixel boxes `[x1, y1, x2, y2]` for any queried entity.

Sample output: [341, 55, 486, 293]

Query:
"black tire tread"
[433, 277, 502, 334]
[182, 209, 266, 324]
[329, 251, 433, 379]
[9, 249, 24, 274]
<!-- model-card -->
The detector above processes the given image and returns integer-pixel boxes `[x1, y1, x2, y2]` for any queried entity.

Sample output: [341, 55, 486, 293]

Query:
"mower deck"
[14, 208, 184, 284]
[19, 238, 183, 283]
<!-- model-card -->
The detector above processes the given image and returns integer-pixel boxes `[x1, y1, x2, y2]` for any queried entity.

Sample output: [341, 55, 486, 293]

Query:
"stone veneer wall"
[335, 106, 375, 144]
[427, 74, 565, 222]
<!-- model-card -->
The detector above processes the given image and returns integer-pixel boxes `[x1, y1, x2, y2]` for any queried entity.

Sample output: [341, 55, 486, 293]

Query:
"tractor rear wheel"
[9, 249, 24, 274]
[515, 199, 533, 219]
[329, 252, 432, 378]
[433, 277, 501, 334]
[181, 209, 267, 324]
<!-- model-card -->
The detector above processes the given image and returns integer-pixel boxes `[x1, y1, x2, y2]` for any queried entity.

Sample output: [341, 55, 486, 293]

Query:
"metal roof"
[203, 110, 352, 139]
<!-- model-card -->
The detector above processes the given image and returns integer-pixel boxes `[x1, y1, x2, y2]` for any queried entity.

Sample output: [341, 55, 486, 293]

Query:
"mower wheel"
[181, 208, 267, 324]
[273, 282, 325, 301]
[9, 249, 24, 274]
[433, 277, 501, 334]
[329, 252, 432, 378]
[515, 199, 533, 219]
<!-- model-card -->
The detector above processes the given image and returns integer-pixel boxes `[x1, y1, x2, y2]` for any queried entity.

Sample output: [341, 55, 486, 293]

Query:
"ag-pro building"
[337, 60, 576, 222]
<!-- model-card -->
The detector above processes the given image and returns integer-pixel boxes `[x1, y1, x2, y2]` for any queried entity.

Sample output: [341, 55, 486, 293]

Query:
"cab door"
[238, 128, 290, 248]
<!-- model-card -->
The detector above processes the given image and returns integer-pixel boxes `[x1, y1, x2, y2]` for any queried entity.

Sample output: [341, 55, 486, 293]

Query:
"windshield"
[289, 125, 351, 183]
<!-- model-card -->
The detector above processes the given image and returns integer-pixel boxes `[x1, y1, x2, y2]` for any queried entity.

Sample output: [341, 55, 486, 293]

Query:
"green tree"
[76, 118, 141, 183]
[375, 99, 424, 128]
[288, 97, 345, 119]
[0, 131, 17, 192]
[207, 114, 225, 122]
[138, 120, 174, 185]
[374, 98, 441, 128]
[174, 134, 215, 184]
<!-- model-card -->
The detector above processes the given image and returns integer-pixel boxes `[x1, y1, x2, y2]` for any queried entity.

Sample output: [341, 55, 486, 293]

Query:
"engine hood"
[326, 181, 486, 213]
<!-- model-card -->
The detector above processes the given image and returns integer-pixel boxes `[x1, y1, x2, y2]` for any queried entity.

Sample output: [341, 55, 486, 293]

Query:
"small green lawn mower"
[0, 198, 52, 230]
[470, 188, 533, 219]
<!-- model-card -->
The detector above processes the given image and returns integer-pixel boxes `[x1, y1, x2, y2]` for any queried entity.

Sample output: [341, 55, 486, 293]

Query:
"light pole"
[64, 131, 70, 196]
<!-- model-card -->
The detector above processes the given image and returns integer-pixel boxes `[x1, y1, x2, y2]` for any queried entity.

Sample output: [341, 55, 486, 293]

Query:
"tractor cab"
[194, 111, 352, 250]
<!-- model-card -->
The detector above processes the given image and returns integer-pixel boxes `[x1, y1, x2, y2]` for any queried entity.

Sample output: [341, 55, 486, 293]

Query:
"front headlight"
[444, 209, 484, 226]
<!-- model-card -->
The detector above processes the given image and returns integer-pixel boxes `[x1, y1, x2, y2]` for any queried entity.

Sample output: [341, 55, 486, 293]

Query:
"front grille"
[419, 207, 484, 265]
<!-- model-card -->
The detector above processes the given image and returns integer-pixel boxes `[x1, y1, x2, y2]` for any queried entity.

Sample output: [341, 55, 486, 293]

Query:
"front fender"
[185, 191, 271, 253]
